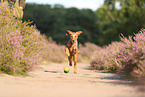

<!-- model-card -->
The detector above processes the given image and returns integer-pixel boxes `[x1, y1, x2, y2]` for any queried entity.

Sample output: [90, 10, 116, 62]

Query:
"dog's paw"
[69, 63, 72, 66]
[74, 71, 77, 74]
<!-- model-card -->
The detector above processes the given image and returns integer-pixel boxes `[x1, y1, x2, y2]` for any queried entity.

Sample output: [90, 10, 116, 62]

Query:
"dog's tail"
[65, 47, 70, 56]
[77, 51, 80, 54]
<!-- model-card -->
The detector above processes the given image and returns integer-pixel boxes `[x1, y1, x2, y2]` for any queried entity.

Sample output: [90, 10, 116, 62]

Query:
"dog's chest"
[70, 44, 78, 54]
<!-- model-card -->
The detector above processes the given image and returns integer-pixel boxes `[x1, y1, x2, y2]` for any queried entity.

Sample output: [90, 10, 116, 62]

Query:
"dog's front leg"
[68, 56, 72, 66]
[73, 53, 78, 74]
[65, 47, 70, 56]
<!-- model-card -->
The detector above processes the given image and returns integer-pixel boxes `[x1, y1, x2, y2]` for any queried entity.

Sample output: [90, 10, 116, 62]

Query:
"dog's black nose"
[73, 40, 75, 43]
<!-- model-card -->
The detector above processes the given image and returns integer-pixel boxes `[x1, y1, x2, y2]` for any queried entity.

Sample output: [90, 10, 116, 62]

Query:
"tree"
[96, 0, 145, 45]
[23, 3, 100, 45]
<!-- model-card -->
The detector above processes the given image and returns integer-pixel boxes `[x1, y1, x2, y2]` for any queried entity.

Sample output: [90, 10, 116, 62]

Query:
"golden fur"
[65, 30, 82, 74]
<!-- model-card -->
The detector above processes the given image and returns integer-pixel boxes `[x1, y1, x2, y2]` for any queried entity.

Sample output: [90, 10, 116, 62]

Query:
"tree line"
[23, 0, 145, 46]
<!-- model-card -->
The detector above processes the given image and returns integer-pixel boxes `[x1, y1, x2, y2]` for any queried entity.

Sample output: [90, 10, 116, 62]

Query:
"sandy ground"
[0, 62, 145, 97]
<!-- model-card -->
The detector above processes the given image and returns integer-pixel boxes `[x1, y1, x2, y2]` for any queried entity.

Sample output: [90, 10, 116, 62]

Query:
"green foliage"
[23, 3, 100, 45]
[23, 1, 145, 46]
[96, 0, 145, 45]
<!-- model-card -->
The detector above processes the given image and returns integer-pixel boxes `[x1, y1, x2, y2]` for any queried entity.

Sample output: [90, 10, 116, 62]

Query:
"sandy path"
[0, 62, 145, 97]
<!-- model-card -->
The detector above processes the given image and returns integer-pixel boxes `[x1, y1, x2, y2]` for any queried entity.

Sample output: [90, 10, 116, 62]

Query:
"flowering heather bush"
[0, 3, 44, 75]
[90, 29, 145, 76]
[47, 43, 66, 63]
[118, 30, 145, 76]
[42, 41, 98, 63]
[90, 42, 122, 71]
[43, 42, 99, 63]
[79, 42, 101, 61]
[43, 38, 66, 63]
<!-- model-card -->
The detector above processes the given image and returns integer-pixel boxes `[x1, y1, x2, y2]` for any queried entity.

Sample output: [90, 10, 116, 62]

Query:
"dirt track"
[0, 62, 145, 97]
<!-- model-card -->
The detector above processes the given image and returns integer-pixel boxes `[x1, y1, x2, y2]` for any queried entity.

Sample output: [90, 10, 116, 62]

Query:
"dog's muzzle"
[73, 40, 75, 43]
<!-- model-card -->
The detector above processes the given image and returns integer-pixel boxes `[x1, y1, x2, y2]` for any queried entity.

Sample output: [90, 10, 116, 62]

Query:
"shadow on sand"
[44, 70, 58, 73]
[85, 66, 145, 93]
[98, 71, 145, 93]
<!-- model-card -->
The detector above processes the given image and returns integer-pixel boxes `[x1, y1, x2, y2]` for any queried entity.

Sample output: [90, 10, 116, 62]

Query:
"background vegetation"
[90, 29, 145, 77]
[0, 2, 45, 75]
[23, 0, 145, 46]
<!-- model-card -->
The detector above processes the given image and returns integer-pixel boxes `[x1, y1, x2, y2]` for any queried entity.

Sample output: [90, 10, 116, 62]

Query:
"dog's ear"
[66, 30, 73, 35]
[76, 31, 83, 36]
[66, 33, 68, 35]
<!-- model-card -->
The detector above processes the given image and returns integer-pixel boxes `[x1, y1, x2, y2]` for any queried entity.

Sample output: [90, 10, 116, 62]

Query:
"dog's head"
[66, 30, 82, 44]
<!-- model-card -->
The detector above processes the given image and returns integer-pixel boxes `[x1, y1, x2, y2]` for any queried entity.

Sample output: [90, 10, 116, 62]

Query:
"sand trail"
[0, 62, 145, 97]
